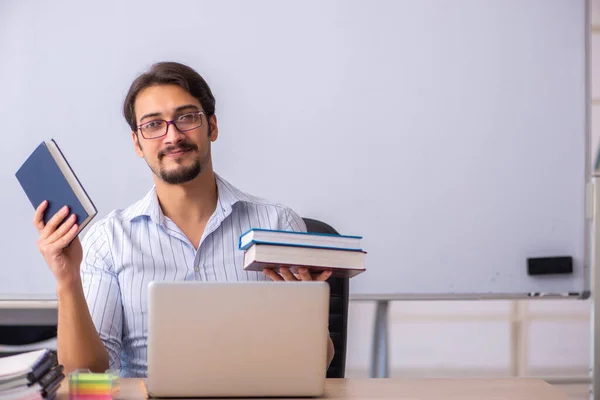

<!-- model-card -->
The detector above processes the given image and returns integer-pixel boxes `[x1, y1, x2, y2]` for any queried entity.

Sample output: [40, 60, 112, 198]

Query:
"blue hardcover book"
[15, 139, 97, 235]
[239, 228, 363, 251]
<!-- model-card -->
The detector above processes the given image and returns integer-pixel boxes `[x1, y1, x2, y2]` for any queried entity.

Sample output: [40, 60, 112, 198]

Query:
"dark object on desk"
[37, 364, 64, 390]
[303, 217, 349, 379]
[527, 256, 573, 275]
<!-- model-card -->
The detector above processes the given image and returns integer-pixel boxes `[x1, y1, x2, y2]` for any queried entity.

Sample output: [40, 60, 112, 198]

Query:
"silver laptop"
[146, 281, 330, 398]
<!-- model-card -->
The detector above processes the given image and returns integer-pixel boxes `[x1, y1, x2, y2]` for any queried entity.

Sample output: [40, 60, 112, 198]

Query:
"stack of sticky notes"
[69, 370, 119, 399]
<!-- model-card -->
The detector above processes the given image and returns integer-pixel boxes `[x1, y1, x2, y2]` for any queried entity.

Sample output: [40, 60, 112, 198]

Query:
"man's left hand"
[264, 267, 332, 282]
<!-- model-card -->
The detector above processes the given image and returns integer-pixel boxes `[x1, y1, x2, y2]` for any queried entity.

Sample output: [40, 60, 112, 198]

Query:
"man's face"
[132, 84, 218, 185]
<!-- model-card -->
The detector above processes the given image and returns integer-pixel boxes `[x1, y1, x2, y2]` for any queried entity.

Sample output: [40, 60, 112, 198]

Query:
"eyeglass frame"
[136, 111, 205, 139]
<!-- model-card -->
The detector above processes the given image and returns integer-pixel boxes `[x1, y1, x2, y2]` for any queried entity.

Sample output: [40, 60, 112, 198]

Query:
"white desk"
[56, 377, 570, 399]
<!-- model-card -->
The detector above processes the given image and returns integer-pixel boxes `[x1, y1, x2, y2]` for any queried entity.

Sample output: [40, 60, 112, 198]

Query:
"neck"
[154, 169, 218, 224]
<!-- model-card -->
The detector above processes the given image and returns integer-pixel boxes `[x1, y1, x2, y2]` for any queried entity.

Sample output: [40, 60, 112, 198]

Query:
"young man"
[33, 61, 334, 377]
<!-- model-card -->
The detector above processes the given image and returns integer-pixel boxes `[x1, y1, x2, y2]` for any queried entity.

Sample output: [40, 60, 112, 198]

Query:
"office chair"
[302, 217, 349, 379]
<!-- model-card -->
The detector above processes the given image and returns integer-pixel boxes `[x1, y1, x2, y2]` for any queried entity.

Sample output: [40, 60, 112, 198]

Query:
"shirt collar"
[126, 173, 249, 225]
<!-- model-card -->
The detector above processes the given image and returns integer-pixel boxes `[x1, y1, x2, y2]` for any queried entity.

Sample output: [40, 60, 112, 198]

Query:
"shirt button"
[194, 266, 200, 272]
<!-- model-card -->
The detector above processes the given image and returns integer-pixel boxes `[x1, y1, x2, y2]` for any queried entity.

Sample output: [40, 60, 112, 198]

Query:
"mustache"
[158, 142, 198, 159]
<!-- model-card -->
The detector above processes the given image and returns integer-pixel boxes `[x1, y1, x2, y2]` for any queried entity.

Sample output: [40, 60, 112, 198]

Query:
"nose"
[164, 121, 185, 144]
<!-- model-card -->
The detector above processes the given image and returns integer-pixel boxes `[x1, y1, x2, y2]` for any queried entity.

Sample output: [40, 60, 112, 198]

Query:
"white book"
[0, 384, 43, 400]
[0, 349, 51, 382]
[243, 243, 366, 279]
[0, 376, 28, 391]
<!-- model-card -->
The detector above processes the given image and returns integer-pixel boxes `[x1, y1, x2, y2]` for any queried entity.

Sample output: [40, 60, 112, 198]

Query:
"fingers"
[263, 267, 333, 282]
[297, 267, 332, 281]
[46, 214, 78, 245]
[279, 267, 298, 281]
[298, 267, 312, 281]
[40, 205, 70, 240]
[263, 268, 284, 281]
[53, 223, 79, 249]
[36, 203, 79, 258]
[263, 267, 300, 282]
[314, 269, 333, 281]
[33, 200, 49, 232]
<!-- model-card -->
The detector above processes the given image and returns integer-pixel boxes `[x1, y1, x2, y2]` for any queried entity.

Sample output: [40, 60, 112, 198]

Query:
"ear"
[132, 131, 144, 158]
[208, 115, 219, 142]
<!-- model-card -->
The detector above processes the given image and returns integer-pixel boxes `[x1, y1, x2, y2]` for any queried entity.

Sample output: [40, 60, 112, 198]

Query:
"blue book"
[15, 139, 97, 235]
[239, 228, 363, 251]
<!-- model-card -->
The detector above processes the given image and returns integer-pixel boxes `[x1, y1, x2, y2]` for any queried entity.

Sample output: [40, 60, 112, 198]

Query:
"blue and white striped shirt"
[79, 174, 307, 378]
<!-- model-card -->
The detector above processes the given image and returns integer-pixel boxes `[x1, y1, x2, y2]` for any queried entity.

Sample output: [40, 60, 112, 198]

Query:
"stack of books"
[240, 228, 366, 278]
[0, 349, 65, 399]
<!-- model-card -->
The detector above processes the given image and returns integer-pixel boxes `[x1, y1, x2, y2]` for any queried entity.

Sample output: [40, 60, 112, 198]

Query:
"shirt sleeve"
[282, 207, 308, 233]
[80, 221, 123, 371]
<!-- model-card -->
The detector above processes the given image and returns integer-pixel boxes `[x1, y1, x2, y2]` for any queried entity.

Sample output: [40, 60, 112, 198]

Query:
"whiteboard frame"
[0, 0, 592, 300]
[0, 3, 595, 390]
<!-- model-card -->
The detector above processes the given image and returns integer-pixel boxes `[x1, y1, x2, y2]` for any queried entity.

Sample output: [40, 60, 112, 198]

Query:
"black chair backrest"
[302, 217, 349, 379]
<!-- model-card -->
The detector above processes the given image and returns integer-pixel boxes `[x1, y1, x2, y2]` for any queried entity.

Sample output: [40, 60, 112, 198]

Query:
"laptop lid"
[146, 281, 330, 398]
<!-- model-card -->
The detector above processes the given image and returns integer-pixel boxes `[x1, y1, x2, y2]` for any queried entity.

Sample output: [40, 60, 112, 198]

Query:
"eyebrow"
[139, 104, 200, 123]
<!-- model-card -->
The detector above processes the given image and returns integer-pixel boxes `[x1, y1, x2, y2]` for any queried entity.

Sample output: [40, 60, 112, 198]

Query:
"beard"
[159, 159, 202, 184]
[153, 141, 204, 185]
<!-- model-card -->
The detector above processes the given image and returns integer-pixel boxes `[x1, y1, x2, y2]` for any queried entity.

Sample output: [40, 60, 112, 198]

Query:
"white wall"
[345, 0, 600, 379]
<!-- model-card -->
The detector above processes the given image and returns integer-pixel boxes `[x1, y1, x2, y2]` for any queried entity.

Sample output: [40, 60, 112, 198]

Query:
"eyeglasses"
[137, 111, 205, 139]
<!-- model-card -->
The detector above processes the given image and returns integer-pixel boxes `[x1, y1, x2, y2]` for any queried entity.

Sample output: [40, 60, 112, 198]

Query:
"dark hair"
[123, 61, 216, 132]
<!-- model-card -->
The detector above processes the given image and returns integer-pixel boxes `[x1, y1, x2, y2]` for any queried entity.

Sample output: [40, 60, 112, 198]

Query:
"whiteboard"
[0, 0, 590, 299]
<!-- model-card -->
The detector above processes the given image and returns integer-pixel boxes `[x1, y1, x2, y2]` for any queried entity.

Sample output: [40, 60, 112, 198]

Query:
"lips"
[159, 144, 196, 159]
[166, 149, 190, 156]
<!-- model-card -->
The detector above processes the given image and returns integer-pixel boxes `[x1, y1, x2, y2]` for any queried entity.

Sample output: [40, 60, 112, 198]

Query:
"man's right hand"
[34, 200, 83, 290]
[34, 201, 110, 373]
